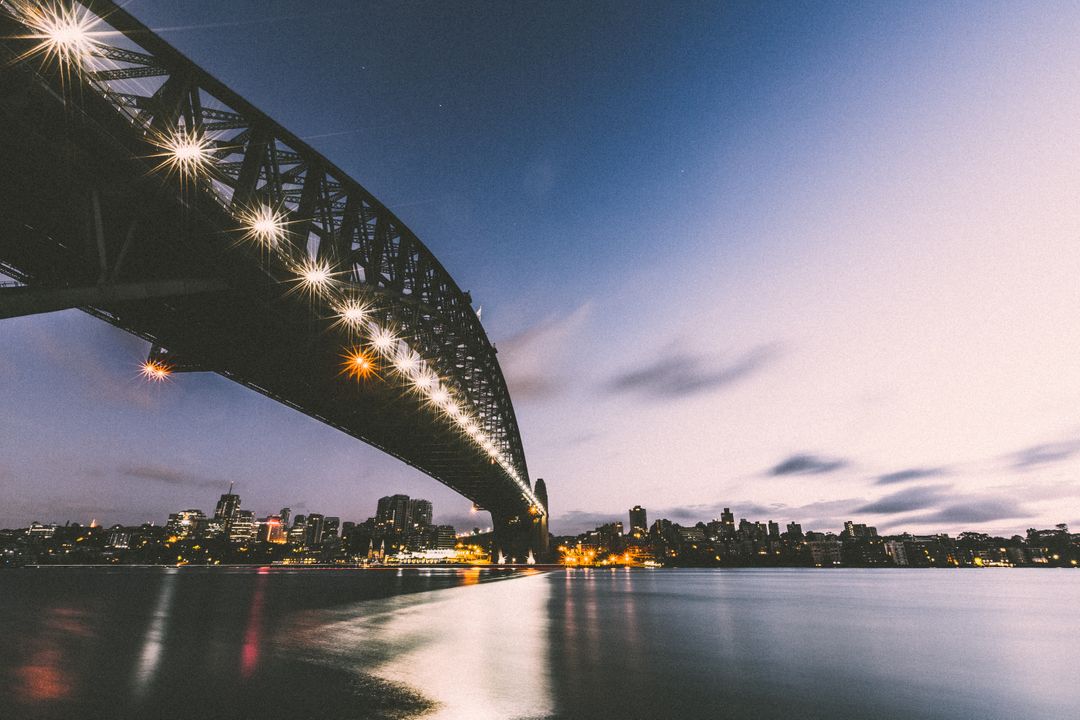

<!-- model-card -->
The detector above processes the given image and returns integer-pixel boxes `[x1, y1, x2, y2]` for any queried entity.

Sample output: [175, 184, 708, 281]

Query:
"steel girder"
[0, 0, 541, 517]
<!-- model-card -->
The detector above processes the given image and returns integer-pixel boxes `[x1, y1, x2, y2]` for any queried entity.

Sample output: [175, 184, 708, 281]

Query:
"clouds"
[120, 464, 225, 491]
[496, 303, 592, 403]
[769, 453, 847, 476]
[856, 485, 949, 514]
[910, 498, 1027, 525]
[1009, 440, 1080, 470]
[875, 467, 948, 485]
[606, 344, 780, 400]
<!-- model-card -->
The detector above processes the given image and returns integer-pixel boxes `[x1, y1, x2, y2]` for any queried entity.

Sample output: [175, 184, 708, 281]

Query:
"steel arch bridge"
[0, 0, 547, 558]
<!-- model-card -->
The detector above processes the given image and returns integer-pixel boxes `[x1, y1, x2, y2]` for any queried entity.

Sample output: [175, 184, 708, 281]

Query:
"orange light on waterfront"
[140, 360, 172, 382]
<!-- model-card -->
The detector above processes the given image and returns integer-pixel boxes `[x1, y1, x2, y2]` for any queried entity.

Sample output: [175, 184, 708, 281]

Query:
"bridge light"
[20, 3, 98, 69]
[393, 351, 419, 375]
[242, 204, 286, 245]
[445, 401, 462, 418]
[297, 260, 332, 290]
[340, 347, 376, 381]
[369, 326, 398, 354]
[463, 421, 480, 436]
[140, 360, 172, 383]
[430, 386, 451, 407]
[154, 128, 212, 179]
[412, 370, 437, 392]
[334, 299, 369, 330]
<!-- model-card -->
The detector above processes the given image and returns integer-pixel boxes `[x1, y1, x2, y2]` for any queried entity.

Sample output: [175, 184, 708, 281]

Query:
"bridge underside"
[0, 11, 542, 534]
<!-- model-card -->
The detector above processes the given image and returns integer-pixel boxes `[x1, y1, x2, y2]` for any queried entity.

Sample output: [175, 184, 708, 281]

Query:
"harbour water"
[1, 566, 1077, 719]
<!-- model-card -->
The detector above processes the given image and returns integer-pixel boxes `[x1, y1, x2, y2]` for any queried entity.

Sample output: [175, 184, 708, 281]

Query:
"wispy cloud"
[856, 484, 949, 514]
[121, 464, 225, 491]
[606, 343, 781, 400]
[909, 498, 1028, 525]
[1008, 440, 1080, 470]
[875, 467, 948, 485]
[497, 303, 592, 403]
[769, 453, 847, 476]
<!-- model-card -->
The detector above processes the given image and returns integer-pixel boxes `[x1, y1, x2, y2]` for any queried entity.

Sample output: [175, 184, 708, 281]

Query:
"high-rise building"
[257, 515, 286, 543]
[165, 509, 206, 540]
[228, 510, 256, 543]
[434, 525, 457, 549]
[629, 506, 648, 535]
[214, 483, 241, 532]
[768, 520, 780, 539]
[843, 521, 878, 539]
[720, 508, 736, 538]
[305, 513, 325, 546]
[786, 521, 804, 540]
[376, 494, 410, 534]
[323, 516, 340, 539]
[407, 499, 433, 529]
[279, 507, 291, 527]
[288, 515, 307, 545]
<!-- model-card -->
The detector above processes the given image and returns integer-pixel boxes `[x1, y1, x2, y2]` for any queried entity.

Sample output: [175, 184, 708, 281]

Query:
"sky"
[3, 0, 1080, 536]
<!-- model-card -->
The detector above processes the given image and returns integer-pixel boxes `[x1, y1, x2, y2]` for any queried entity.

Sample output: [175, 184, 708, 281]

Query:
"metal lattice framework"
[0, 0, 543, 519]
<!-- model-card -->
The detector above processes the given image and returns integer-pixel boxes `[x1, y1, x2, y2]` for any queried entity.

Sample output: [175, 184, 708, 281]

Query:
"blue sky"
[3, 1, 1080, 535]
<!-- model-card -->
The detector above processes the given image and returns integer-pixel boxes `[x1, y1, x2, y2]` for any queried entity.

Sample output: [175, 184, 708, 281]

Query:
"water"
[1, 567, 1077, 719]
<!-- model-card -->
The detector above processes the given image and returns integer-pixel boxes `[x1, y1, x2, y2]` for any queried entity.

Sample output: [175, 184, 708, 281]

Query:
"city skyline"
[3, 1, 1080, 537]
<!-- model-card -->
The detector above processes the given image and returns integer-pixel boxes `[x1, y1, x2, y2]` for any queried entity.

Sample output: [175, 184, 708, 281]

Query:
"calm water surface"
[0, 566, 1076, 719]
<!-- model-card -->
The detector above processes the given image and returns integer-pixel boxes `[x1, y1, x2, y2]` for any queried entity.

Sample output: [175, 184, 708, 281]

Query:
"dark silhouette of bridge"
[0, 0, 548, 560]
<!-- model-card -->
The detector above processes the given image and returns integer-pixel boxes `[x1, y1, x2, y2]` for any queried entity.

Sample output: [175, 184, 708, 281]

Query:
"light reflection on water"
[131, 567, 176, 698]
[290, 569, 552, 719]
[1, 567, 1079, 719]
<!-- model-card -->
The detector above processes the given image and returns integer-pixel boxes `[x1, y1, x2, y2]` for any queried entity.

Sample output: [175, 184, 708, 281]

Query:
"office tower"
[279, 507, 291, 527]
[407, 499, 433, 529]
[376, 494, 410, 534]
[629, 506, 648, 535]
[165, 509, 206, 540]
[214, 483, 241, 531]
[434, 525, 456, 549]
[323, 516, 340, 539]
[288, 515, 307, 545]
[258, 515, 286, 543]
[305, 513, 325, 546]
[768, 520, 780, 539]
[228, 510, 255, 542]
[721, 507, 736, 538]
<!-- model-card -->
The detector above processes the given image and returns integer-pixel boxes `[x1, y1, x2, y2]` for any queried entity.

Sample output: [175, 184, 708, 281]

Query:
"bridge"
[0, 0, 548, 560]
